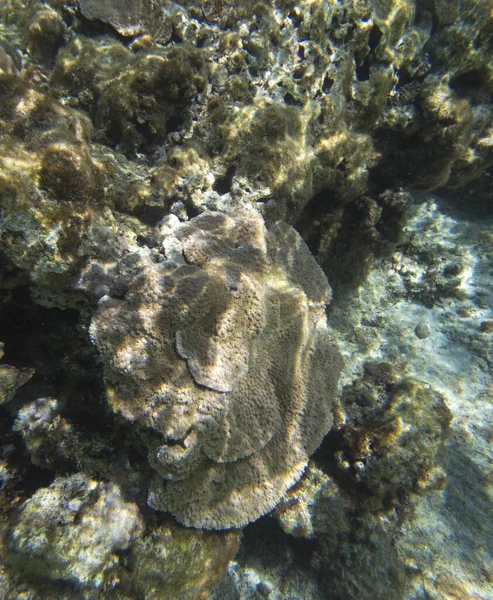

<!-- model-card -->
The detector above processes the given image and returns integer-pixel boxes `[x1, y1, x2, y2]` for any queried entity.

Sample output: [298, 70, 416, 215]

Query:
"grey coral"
[90, 210, 342, 529]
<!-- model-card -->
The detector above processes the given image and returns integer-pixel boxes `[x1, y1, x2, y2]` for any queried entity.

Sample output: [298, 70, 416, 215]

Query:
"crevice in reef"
[0, 286, 104, 413]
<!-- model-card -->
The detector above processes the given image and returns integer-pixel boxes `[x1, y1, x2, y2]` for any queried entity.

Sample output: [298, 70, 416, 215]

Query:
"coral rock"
[0, 342, 33, 405]
[335, 364, 452, 505]
[90, 210, 342, 529]
[122, 516, 240, 600]
[79, 0, 173, 43]
[8, 474, 144, 588]
[13, 397, 76, 470]
[274, 462, 352, 540]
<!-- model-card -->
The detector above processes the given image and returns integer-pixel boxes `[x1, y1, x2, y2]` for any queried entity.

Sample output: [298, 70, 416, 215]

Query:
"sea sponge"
[90, 210, 342, 529]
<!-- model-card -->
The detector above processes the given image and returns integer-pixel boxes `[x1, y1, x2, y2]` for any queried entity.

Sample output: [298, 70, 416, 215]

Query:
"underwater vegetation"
[0, 0, 492, 598]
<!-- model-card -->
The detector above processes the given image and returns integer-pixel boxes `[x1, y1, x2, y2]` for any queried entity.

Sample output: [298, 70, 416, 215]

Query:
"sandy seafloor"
[213, 192, 493, 600]
[332, 194, 493, 600]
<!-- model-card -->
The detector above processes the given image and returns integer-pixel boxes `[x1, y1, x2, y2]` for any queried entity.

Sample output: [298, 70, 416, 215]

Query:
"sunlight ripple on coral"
[90, 210, 342, 529]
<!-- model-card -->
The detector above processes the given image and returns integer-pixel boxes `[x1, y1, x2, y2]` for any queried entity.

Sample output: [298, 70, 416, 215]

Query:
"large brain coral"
[90, 211, 342, 529]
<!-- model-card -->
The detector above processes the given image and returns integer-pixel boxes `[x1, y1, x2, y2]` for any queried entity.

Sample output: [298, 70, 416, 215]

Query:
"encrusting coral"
[8, 474, 144, 589]
[90, 210, 342, 529]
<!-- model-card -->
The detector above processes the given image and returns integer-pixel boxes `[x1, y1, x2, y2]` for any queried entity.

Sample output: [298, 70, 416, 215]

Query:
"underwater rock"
[13, 397, 77, 470]
[79, 0, 150, 37]
[0, 36, 21, 75]
[312, 514, 407, 600]
[0, 364, 32, 405]
[79, 0, 173, 43]
[122, 516, 241, 600]
[201, 99, 316, 223]
[24, 4, 67, 65]
[334, 363, 452, 506]
[297, 188, 412, 296]
[51, 35, 208, 154]
[90, 210, 342, 528]
[374, 0, 493, 190]
[274, 462, 353, 540]
[8, 473, 144, 589]
[0, 70, 157, 307]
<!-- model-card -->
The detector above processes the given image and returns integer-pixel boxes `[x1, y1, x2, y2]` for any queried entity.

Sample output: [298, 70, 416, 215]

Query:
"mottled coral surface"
[91, 211, 342, 528]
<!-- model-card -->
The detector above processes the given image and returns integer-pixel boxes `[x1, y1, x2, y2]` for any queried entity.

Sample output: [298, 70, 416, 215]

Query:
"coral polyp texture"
[90, 210, 342, 529]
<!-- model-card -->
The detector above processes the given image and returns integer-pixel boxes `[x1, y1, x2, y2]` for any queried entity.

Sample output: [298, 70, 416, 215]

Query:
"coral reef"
[23, 3, 67, 65]
[3, 0, 492, 294]
[122, 516, 241, 600]
[299, 188, 413, 296]
[0, 35, 21, 75]
[0, 0, 492, 598]
[90, 210, 342, 528]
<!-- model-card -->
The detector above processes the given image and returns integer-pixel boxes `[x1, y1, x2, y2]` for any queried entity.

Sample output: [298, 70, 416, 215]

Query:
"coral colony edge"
[0, 1, 492, 599]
